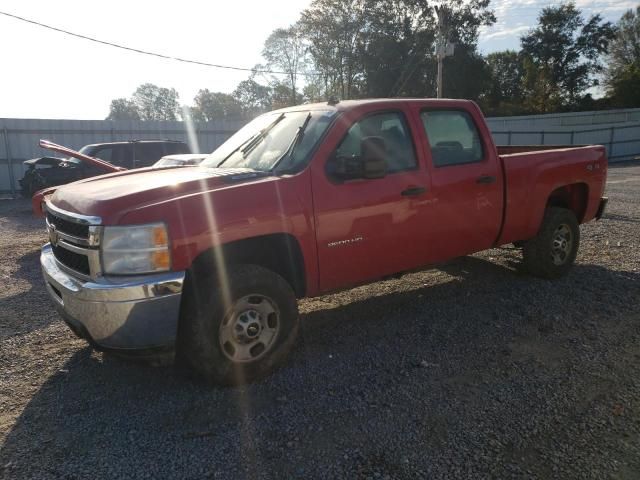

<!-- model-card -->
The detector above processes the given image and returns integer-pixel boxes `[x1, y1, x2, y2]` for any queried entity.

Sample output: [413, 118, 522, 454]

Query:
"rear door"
[412, 106, 503, 260]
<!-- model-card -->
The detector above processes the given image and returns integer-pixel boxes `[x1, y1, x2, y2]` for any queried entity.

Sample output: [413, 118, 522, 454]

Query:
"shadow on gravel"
[0, 250, 58, 338]
[2, 258, 639, 479]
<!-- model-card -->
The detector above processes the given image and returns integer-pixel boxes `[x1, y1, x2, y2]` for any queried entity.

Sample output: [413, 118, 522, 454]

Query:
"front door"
[311, 108, 430, 292]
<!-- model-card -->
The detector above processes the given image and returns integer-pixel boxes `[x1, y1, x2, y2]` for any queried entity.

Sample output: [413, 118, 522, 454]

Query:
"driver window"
[335, 112, 417, 173]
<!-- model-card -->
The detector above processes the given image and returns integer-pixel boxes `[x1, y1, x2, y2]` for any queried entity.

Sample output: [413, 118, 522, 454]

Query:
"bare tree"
[262, 26, 309, 106]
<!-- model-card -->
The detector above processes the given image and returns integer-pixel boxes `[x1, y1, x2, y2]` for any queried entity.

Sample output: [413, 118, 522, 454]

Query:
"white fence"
[489, 123, 640, 161]
[2, 108, 640, 195]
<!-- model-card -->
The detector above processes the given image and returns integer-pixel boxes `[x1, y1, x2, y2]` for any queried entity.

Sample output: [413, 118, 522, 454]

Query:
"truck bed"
[496, 144, 608, 246]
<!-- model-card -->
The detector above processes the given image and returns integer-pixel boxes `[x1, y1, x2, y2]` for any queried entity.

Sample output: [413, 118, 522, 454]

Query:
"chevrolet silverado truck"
[40, 99, 608, 384]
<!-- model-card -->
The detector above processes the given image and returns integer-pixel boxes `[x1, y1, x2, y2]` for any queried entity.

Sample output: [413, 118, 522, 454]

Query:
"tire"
[523, 207, 580, 279]
[20, 170, 47, 198]
[176, 264, 299, 385]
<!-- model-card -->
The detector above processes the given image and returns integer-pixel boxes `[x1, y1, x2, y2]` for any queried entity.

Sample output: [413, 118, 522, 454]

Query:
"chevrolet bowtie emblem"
[49, 224, 59, 246]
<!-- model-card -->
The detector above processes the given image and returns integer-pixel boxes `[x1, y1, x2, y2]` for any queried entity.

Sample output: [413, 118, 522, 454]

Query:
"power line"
[0, 10, 316, 76]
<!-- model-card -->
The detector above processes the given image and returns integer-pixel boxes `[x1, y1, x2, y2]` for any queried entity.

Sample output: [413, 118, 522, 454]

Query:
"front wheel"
[523, 207, 580, 279]
[177, 264, 299, 385]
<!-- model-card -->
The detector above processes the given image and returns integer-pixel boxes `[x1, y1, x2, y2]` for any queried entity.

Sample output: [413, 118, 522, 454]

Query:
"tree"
[520, 2, 616, 112]
[191, 89, 244, 122]
[360, 0, 436, 97]
[481, 50, 526, 115]
[605, 7, 640, 106]
[361, 0, 495, 99]
[106, 98, 140, 121]
[262, 26, 308, 106]
[270, 81, 304, 110]
[606, 7, 640, 78]
[132, 83, 181, 120]
[607, 63, 640, 107]
[232, 78, 273, 115]
[299, 0, 369, 100]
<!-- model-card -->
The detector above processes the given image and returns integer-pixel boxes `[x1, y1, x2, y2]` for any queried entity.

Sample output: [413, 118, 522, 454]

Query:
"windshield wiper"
[217, 113, 285, 167]
[271, 112, 312, 172]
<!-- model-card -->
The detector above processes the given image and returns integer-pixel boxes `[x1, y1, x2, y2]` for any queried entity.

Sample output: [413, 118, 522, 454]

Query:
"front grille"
[46, 212, 89, 239]
[51, 243, 91, 276]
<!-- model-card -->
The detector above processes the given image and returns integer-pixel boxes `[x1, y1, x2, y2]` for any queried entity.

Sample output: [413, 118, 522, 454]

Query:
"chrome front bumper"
[41, 243, 185, 351]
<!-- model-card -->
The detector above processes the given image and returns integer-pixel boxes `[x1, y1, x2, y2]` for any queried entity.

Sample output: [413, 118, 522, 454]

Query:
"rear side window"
[87, 145, 133, 168]
[335, 111, 417, 173]
[421, 110, 483, 167]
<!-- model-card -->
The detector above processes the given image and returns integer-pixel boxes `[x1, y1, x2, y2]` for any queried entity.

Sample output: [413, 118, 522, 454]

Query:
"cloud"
[482, 25, 530, 40]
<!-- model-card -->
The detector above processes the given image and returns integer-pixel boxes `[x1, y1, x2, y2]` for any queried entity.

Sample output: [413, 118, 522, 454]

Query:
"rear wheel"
[523, 207, 580, 279]
[177, 264, 299, 385]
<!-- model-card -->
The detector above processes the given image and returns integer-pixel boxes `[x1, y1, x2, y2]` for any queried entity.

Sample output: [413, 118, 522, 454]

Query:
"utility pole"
[435, 6, 454, 99]
[436, 7, 444, 99]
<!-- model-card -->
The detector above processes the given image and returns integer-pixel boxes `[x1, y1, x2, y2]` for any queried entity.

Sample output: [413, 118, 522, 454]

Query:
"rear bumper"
[595, 196, 608, 220]
[41, 243, 185, 351]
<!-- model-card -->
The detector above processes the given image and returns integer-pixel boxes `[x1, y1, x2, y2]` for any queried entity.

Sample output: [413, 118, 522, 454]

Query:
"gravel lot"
[1, 163, 640, 479]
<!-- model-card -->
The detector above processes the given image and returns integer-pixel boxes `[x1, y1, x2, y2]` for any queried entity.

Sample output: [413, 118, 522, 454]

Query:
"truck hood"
[49, 166, 270, 222]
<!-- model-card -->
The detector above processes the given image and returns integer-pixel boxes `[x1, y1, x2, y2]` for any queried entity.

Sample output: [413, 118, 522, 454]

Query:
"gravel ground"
[1, 163, 640, 479]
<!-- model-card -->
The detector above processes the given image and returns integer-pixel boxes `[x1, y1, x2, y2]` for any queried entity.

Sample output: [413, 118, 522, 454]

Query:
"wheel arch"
[186, 233, 307, 299]
[546, 182, 589, 223]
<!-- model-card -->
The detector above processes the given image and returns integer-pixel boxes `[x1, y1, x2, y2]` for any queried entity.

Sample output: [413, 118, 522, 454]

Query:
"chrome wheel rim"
[551, 224, 573, 266]
[219, 294, 280, 363]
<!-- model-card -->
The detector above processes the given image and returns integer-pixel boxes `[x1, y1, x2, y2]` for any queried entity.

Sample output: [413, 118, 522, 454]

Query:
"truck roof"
[275, 98, 476, 114]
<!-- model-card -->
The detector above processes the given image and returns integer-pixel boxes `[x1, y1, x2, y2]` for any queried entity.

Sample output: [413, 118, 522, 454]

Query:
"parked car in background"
[20, 139, 190, 196]
[154, 153, 207, 167]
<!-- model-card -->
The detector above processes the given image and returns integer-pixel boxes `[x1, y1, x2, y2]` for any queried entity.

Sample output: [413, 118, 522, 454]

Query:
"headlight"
[101, 223, 171, 274]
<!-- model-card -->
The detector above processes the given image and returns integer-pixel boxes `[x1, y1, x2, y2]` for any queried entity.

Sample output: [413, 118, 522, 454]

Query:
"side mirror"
[327, 136, 388, 181]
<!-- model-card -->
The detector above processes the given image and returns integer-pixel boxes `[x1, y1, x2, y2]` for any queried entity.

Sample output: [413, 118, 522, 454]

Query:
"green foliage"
[608, 63, 640, 107]
[106, 98, 140, 121]
[484, 51, 523, 104]
[191, 89, 244, 122]
[605, 7, 640, 106]
[519, 2, 615, 111]
[232, 79, 272, 115]
[299, 0, 368, 99]
[270, 81, 304, 110]
[262, 26, 308, 106]
[132, 83, 181, 121]
[360, 0, 436, 97]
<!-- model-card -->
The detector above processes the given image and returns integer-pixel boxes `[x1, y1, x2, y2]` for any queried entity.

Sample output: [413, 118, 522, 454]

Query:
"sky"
[0, 0, 636, 120]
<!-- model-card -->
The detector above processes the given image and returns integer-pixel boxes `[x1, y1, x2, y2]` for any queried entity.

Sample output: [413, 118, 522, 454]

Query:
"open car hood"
[38, 139, 124, 173]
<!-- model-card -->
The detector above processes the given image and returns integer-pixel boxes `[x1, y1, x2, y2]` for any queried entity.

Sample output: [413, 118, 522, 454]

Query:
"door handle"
[476, 175, 496, 184]
[401, 186, 427, 196]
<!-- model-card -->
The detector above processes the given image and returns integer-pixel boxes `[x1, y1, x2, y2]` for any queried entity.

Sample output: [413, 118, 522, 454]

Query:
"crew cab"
[40, 99, 608, 384]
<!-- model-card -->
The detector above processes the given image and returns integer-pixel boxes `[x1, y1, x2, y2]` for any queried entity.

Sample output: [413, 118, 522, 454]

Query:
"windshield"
[201, 109, 337, 172]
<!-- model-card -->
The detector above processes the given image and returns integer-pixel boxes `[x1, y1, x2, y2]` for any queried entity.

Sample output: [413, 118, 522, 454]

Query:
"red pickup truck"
[41, 99, 608, 384]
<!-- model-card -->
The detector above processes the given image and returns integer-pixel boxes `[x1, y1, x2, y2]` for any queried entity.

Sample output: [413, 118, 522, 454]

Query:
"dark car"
[20, 140, 190, 196]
